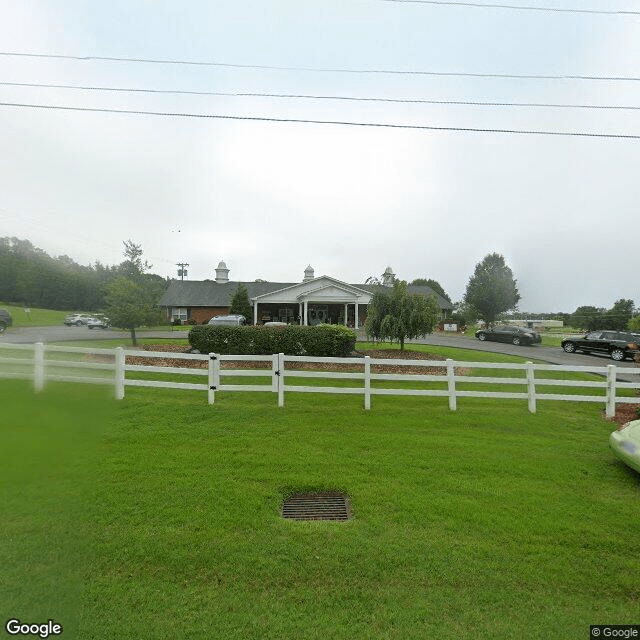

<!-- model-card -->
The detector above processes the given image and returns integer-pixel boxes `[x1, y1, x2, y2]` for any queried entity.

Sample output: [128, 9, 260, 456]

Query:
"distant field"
[0, 302, 178, 333]
[1, 378, 638, 639]
[0, 303, 72, 327]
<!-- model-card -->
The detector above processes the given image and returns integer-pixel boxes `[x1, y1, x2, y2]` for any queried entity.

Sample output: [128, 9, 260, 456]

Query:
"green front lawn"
[1, 378, 638, 640]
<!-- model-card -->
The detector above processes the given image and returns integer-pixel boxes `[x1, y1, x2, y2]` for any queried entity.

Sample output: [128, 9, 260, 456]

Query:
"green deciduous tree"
[364, 280, 439, 350]
[570, 306, 604, 331]
[104, 242, 164, 345]
[605, 299, 635, 331]
[229, 283, 253, 323]
[119, 239, 152, 280]
[629, 315, 640, 332]
[463, 253, 520, 326]
[105, 276, 163, 346]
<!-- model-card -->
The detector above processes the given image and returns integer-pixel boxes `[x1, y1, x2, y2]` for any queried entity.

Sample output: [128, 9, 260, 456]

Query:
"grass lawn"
[1, 376, 639, 640]
[0, 302, 72, 327]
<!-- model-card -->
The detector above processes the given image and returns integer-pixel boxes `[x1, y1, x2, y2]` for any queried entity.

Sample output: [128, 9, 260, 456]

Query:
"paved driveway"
[407, 332, 640, 369]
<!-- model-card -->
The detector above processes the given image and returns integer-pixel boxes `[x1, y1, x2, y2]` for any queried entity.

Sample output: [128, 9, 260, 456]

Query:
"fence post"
[364, 355, 371, 410]
[446, 359, 456, 411]
[272, 353, 279, 394]
[208, 353, 218, 405]
[34, 342, 45, 392]
[526, 361, 536, 413]
[115, 347, 125, 400]
[606, 364, 616, 418]
[277, 352, 284, 407]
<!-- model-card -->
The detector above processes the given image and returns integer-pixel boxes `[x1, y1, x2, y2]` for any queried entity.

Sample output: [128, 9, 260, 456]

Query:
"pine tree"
[229, 283, 253, 324]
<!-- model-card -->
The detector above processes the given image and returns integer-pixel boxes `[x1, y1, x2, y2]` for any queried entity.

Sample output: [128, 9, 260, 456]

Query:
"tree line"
[0, 237, 167, 312]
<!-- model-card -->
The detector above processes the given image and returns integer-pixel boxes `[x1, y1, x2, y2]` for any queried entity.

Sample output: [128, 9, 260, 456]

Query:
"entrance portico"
[252, 276, 371, 327]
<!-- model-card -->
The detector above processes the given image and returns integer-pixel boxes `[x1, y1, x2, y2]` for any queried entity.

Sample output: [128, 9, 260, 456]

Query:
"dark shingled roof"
[158, 280, 297, 308]
[158, 279, 453, 311]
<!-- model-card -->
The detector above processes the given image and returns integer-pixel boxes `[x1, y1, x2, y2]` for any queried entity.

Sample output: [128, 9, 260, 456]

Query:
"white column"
[299, 302, 303, 325]
[303, 300, 308, 325]
[344, 303, 348, 326]
[355, 302, 359, 329]
[253, 301, 258, 325]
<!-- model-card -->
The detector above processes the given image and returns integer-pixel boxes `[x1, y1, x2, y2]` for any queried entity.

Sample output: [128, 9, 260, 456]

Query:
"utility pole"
[176, 262, 189, 281]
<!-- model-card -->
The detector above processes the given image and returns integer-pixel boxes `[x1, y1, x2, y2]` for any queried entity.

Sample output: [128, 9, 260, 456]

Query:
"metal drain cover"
[282, 492, 350, 521]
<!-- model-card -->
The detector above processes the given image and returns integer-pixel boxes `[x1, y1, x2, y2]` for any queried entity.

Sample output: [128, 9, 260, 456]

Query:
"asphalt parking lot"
[0, 325, 189, 344]
[408, 332, 640, 368]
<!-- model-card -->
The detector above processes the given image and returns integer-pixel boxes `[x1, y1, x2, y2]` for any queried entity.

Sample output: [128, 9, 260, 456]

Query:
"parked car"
[263, 321, 287, 327]
[87, 316, 111, 330]
[561, 330, 640, 361]
[475, 325, 541, 346]
[64, 313, 92, 326]
[0, 308, 13, 332]
[207, 314, 246, 326]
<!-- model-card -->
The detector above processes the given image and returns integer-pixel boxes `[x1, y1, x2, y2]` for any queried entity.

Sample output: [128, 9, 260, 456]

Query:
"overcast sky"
[1, 0, 639, 313]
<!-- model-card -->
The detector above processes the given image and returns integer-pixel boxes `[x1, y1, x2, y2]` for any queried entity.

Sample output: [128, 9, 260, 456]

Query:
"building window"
[171, 307, 188, 321]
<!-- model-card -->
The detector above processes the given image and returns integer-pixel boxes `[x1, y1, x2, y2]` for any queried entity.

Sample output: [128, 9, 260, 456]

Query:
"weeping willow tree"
[364, 280, 439, 350]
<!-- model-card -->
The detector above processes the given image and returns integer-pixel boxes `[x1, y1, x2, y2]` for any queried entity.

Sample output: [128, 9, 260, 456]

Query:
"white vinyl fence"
[1, 343, 639, 417]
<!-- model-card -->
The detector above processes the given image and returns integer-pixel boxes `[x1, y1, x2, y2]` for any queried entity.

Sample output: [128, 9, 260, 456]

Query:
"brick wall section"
[189, 307, 230, 324]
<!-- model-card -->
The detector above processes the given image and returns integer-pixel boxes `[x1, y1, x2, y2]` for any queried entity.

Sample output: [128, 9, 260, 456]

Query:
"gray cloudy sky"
[1, 0, 639, 312]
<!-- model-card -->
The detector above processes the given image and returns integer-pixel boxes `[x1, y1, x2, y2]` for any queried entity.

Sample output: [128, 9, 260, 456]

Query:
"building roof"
[159, 278, 453, 311]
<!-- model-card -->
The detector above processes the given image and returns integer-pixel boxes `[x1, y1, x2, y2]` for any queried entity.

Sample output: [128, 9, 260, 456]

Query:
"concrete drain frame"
[282, 491, 351, 521]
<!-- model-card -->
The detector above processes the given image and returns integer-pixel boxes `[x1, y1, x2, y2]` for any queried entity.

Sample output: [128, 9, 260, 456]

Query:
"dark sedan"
[475, 325, 541, 346]
[561, 331, 640, 361]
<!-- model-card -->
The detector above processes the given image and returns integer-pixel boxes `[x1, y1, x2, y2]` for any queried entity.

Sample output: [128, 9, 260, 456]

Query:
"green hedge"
[188, 324, 356, 357]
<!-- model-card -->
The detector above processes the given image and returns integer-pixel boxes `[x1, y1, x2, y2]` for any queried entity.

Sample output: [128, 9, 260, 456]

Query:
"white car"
[87, 317, 111, 330]
[64, 313, 93, 326]
[207, 314, 246, 326]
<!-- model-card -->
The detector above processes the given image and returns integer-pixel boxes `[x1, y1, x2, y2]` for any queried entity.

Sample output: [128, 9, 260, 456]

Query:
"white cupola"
[215, 260, 230, 283]
[303, 265, 315, 282]
[382, 266, 395, 286]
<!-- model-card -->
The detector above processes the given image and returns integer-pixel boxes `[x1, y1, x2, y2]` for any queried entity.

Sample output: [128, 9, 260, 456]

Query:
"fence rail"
[0, 343, 638, 417]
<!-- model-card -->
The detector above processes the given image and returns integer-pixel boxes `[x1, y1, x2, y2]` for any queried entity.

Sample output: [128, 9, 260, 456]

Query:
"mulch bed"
[118, 345, 465, 375]
[604, 403, 640, 430]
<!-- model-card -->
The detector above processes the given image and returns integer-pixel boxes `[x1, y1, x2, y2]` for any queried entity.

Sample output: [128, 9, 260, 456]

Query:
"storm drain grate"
[282, 492, 350, 521]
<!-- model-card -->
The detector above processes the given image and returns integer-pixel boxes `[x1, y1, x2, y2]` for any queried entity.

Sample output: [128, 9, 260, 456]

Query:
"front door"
[309, 305, 328, 325]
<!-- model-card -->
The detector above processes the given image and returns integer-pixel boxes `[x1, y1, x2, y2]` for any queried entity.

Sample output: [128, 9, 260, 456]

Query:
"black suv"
[561, 331, 640, 361]
[475, 325, 542, 346]
[0, 308, 13, 332]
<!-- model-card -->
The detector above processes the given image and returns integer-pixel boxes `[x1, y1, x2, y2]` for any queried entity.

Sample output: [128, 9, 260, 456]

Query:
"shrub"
[188, 324, 356, 357]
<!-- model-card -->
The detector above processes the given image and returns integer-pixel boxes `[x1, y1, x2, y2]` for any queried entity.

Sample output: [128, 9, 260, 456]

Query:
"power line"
[381, 0, 640, 16]
[1, 100, 639, 139]
[2, 80, 640, 111]
[1, 51, 640, 82]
